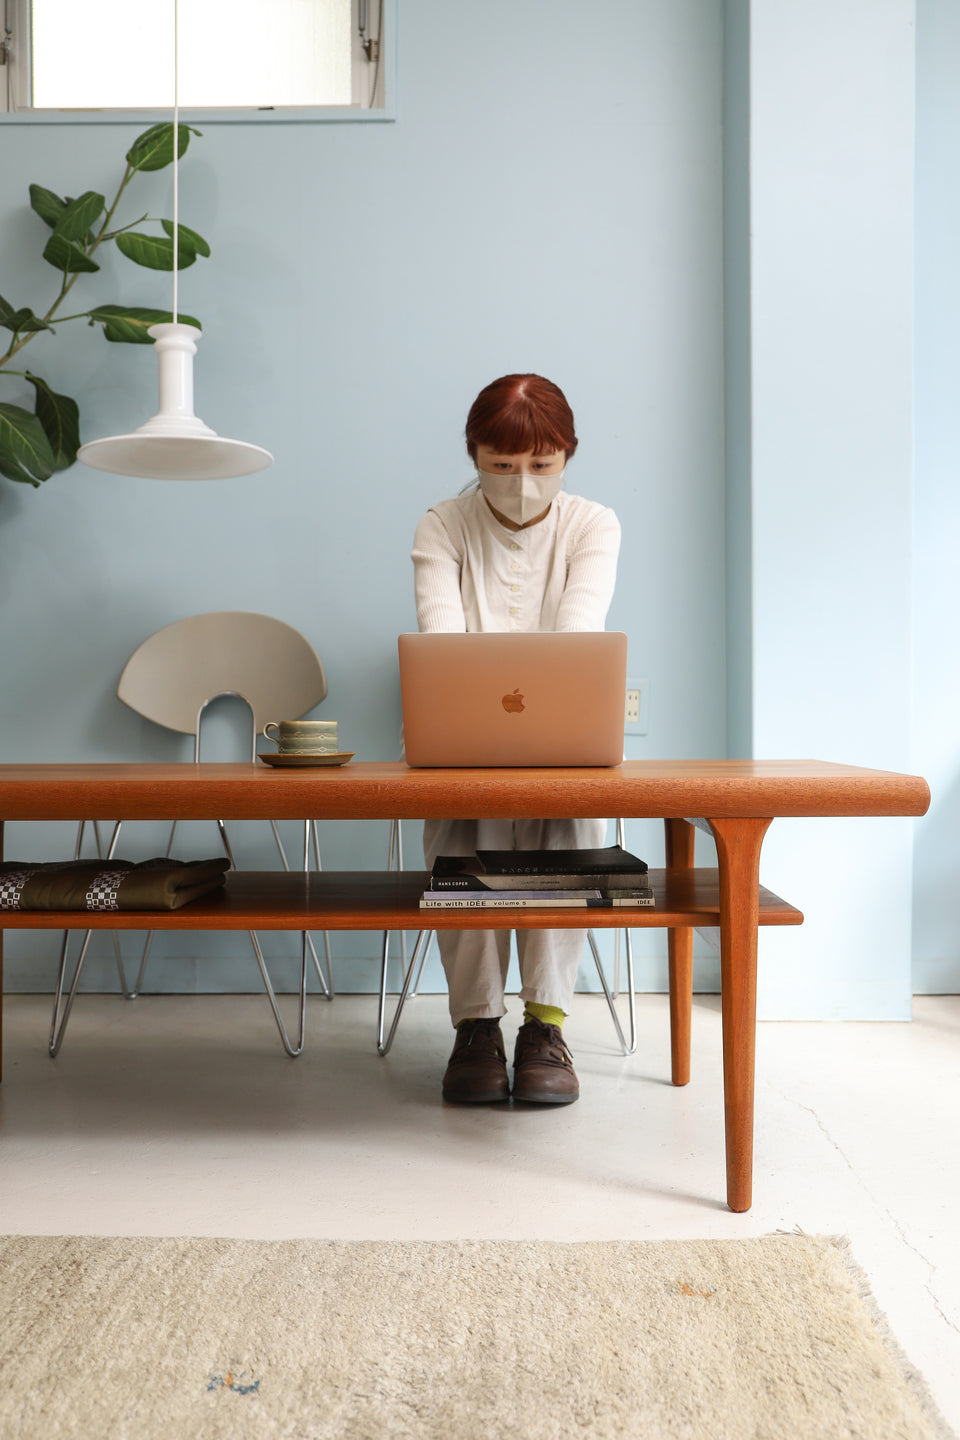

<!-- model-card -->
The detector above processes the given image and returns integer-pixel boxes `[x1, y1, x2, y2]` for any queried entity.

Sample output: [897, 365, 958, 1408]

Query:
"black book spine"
[429, 871, 649, 891]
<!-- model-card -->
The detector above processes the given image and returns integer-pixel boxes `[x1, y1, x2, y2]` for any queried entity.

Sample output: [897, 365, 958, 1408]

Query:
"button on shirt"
[411, 487, 621, 634]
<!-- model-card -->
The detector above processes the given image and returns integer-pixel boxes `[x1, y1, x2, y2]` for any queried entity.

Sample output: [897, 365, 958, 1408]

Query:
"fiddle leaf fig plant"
[0, 122, 208, 487]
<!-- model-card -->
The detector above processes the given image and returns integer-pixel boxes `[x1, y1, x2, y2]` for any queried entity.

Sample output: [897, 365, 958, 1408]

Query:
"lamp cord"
[172, 0, 179, 322]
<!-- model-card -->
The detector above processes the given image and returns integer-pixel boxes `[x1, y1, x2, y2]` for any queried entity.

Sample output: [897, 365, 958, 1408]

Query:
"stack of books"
[419, 845, 654, 910]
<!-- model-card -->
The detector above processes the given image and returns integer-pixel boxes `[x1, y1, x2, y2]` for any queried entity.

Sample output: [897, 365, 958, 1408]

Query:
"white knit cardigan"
[411, 486, 621, 634]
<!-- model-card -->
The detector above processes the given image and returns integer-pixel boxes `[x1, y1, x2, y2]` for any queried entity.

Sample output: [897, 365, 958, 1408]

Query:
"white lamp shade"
[77, 323, 273, 481]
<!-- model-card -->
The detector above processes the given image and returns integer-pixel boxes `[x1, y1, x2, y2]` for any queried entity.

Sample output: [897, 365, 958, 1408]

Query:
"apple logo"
[502, 688, 525, 713]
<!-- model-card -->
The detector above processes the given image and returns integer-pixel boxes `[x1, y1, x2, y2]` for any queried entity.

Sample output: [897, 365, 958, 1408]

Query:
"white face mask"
[476, 468, 565, 526]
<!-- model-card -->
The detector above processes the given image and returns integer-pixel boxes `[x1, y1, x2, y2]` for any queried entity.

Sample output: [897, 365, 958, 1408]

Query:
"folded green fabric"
[0, 858, 230, 912]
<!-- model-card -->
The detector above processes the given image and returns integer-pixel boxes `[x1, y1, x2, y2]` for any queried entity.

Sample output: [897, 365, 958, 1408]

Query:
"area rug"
[0, 1234, 953, 1440]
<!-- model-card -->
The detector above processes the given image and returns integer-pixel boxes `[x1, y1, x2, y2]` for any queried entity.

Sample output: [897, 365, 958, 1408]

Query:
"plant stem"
[0, 162, 136, 371]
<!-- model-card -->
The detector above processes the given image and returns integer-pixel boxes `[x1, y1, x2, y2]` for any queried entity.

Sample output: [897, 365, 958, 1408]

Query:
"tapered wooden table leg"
[707, 816, 772, 1213]
[664, 818, 695, 1086]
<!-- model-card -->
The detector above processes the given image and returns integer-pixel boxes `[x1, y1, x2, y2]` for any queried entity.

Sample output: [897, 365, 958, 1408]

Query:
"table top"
[0, 759, 931, 822]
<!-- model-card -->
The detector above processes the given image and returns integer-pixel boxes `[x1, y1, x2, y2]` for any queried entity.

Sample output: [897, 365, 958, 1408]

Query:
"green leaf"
[1, 310, 52, 336]
[53, 190, 105, 244]
[0, 296, 52, 335]
[0, 402, 57, 486]
[126, 122, 202, 173]
[115, 232, 196, 271]
[42, 233, 100, 274]
[88, 304, 202, 343]
[160, 220, 211, 258]
[24, 374, 80, 471]
[29, 184, 68, 231]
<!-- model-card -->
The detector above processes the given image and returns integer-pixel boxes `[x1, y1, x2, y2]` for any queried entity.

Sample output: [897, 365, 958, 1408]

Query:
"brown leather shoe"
[442, 1019, 510, 1104]
[512, 1018, 579, 1104]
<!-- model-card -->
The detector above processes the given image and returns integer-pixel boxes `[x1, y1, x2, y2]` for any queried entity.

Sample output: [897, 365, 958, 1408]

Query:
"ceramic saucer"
[258, 752, 355, 768]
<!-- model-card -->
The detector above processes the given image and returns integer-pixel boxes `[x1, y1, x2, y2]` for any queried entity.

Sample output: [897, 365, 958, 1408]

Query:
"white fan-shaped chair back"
[117, 612, 327, 741]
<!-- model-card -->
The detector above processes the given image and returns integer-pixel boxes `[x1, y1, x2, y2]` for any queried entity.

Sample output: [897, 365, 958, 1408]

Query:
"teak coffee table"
[0, 759, 930, 1212]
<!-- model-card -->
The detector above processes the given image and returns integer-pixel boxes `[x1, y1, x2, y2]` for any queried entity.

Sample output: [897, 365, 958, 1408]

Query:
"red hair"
[465, 374, 578, 461]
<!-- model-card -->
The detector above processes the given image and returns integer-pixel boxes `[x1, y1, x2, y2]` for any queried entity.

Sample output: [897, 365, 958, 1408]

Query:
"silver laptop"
[399, 632, 627, 767]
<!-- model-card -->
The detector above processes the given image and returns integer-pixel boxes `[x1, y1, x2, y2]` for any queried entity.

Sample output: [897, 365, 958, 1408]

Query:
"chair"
[376, 818, 636, 1057]
[49, 612, 333, 1059]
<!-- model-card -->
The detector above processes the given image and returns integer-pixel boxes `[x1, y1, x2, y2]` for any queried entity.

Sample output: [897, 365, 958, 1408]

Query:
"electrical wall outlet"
[624, 677, 650, 736]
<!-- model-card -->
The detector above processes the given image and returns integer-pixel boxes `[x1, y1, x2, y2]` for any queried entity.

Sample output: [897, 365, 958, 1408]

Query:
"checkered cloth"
[0, 858, 229, 911]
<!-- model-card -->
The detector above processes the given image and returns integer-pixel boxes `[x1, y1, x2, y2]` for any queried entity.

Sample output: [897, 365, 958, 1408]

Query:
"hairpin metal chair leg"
[586, 925, 637, 1056]
[267, 819, 333, 998]
[611, 817, 629, 996]
[130, 930, 155, 1000]
[310, 820, 334, 996]
[221, 818, 314, 1051]
[377, 928, 433, 1057]
[49, 822, 132, 1056]
[378, 813, 638, 1057]
[93, 822, 132, 999]
[50, 928, 132, 1056]
[385, 817, 409, 974]
[269, 818, 291, 870]
[49, 928, 94, 1057]
[303, 818, 333, 998]
[129, 814, 332, 1023]
[217, 818, 236, 867]
[249, 928, 308, 1058]
[128, 818, 179, 999]
[623, 927, 637, 1052]
[51, 936, 131, 1054]
[408, 929, 433, 999]
[375, 922, 635, 1060]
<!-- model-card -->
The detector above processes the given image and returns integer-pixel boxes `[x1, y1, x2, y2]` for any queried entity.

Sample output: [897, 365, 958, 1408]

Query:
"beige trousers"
[422, 815, 607, 1027]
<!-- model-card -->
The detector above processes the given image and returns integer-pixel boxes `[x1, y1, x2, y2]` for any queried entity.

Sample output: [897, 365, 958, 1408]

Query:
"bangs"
[479, 405, 570, 457]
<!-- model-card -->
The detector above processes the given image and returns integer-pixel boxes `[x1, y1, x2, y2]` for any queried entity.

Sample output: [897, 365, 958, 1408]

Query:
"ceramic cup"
[264, 719, 338, 754]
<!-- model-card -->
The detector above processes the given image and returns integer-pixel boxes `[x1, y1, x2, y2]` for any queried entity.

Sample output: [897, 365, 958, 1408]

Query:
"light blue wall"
[723, 0, 753, 761]
[745, 0, 917, 1021]
[1, 0, 728, 996]
[913, 0, 960, 993]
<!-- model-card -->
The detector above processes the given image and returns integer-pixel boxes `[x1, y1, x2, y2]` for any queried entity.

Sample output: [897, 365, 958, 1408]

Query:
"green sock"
[523, 1002, 566, 1030]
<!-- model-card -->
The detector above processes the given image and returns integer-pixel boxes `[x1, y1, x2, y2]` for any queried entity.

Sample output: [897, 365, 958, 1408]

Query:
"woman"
[411, 374, 621, 1106]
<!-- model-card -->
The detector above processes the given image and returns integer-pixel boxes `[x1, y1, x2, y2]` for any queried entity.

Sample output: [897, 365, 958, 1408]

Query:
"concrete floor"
[0, 990, 958, 1430]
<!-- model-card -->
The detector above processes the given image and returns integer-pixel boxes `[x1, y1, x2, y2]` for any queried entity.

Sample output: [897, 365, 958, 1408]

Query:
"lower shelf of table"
[0, 869, 804, 931]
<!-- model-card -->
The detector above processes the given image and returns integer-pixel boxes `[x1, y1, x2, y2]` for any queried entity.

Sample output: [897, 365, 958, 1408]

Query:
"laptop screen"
[399, 632, 627, 767]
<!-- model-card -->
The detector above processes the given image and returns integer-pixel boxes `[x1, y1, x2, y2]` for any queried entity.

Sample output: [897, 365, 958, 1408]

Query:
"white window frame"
[0, 0, 394, 122]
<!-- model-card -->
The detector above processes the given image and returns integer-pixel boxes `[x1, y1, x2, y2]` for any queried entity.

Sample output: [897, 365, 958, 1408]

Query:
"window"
[1, 0, 386, 116]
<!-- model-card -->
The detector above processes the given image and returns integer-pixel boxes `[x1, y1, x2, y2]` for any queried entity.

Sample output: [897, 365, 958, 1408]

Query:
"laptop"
[399, 631, 627, 767]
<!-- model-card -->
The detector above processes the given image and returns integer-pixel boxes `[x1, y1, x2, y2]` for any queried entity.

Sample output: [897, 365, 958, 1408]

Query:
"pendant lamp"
[78, 1, 273, 481]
